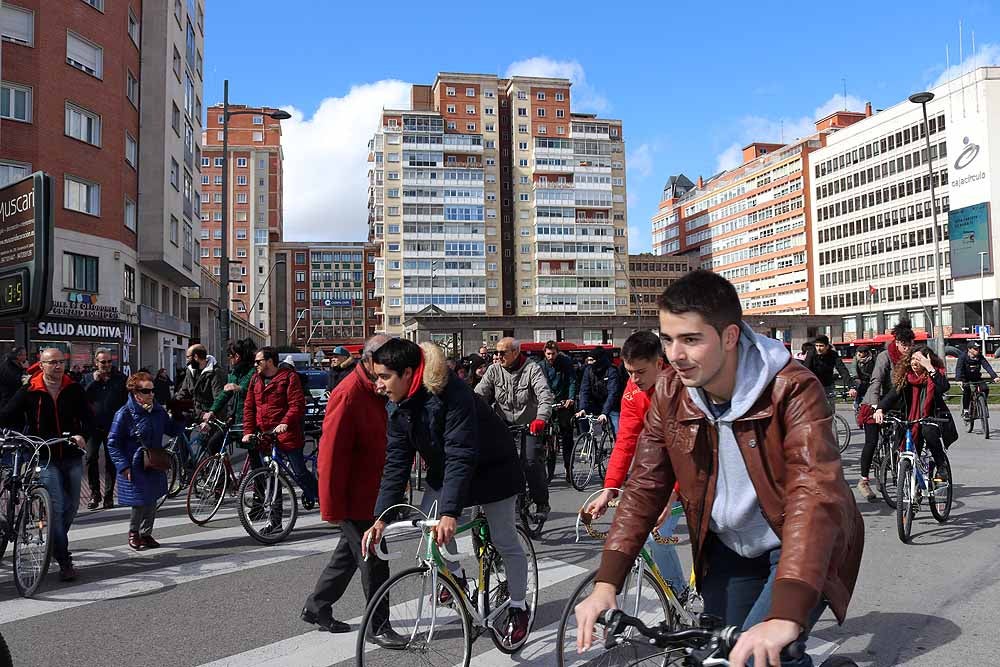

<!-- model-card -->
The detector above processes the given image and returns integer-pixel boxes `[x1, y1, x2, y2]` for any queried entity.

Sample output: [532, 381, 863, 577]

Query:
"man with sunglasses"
[176, 344, 227, 464]
[83, 349, 128, 510]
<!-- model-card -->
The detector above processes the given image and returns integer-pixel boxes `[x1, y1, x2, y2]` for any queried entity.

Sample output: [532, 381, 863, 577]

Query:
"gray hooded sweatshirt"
[686, 322, 791, 558]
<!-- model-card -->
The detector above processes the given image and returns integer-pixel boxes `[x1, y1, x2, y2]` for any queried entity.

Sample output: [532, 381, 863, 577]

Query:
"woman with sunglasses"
[107, 371, 183, 550]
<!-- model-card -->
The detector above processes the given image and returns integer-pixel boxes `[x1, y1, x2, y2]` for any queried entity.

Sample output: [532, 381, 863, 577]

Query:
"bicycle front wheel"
[187, 455, 228, 525]
[166, 450, 185, 498]
[484, 525, 539, 653]
[879, 447, 899, 509]
[356, 566, 472, 667]
[978, 394, 990, 438]
[834, 415, 851, 453]
[237, 467, 298, 544]
[929, 454, 953, 523]
[545, 434, 558, 483]
[13, 486, 53, 598]
[570, 434, 597, 491]
[557, 568, 678, 667]
[896, 458, 914, 544]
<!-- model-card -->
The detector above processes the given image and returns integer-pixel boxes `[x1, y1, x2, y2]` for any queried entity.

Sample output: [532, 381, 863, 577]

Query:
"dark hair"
[371, 338, 422, 376]
[543, 340, 559, 352]
[656, 270, 742, 336]
[814, 334, 830, 346]
[227, 338, 258, 366]
[800, 341, 815, 354]
[892, 344, 944, 389]
[189, 344, 208, 360]
[258, 346, 279, 364]
[621, 331, 663, 363]
[891, 319, 915, 344]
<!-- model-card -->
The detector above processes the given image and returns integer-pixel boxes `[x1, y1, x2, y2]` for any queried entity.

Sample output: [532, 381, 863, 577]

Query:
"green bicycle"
[355, 502, 539, 667]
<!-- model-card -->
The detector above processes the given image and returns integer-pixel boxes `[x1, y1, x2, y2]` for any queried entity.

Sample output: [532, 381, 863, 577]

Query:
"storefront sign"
[36, 321, 124, 339]
[948, 202, 992, 279]
[0, 172, 51, 319]
[48, 300, 121, 320]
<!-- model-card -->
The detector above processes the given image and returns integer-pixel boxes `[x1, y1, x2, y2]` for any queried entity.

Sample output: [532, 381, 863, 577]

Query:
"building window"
[126, 69, 138, 107]
[236, 192, 247, 204]
[64, 176, 100, 215]
[237, 175, 247, 186]
[169, 158, 179, 190]
[237, 157, 248, 167]
[127, 9, 139, 46]
[536, 108, 546, 117]
[63, 252, 99, 291]
[237, 248, 247, 258]
[200, 247, 209, 258]
[466, 87, 475, 97]
[125, 132, 137, 167]
[255, 229, 267, 244]
[295, 271, 305, 283]
[212, 247, 221, 257]
[252, 114, 263, 125]
[252, 131, 263, 142]
[446, 87, 455, 96]
[236, 229, 247, 240]
[124, 196, 136, 231]
[0, 82, 31, 122]
[123, 264, 135, 302]
[66, 32, 103, 78]
[171, 102, 180, 135]
[0, 161, 29, 187]
[65, 103, 100, 145]
[169, 215, 179, 245]
[0, 5, 34, 45]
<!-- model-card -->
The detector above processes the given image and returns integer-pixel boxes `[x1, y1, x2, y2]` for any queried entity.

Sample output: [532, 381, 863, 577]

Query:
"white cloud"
[627, 143, 653, 179]
[280, 80, 411, 242]
[714, 93, 867, 173]
[931, 43, 1000, 88]
[505, 57, 609, 113]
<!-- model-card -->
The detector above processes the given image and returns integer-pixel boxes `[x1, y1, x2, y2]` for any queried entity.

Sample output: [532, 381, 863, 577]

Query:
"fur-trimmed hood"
[420, 342, 449, 395]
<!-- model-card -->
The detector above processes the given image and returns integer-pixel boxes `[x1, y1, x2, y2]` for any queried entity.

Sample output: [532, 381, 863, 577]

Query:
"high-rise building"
[136, 0, 206, 373]
[269, 241, 379, 350]
[368, 72, 629, 336]
[201, 103, 286, 337]
[651, 110, 869, 316]
[627, 253, 691, 323]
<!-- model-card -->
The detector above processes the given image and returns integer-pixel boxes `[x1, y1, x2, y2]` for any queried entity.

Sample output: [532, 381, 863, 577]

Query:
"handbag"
[142, 446, 172, 472]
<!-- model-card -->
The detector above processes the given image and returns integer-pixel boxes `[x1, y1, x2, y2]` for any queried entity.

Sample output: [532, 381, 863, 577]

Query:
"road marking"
[0, 533, 341, 624]
[194, 556, 588, 667]
[67, 507, 238, 541]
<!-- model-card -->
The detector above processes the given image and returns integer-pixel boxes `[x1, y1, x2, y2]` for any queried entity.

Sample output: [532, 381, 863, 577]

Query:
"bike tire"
[929, 454, 953, 523]
[545, 434, 558, 483]
[166, 451, 185, 498]
[896, 458, 914, 544]
[13, 486, 53, 598]
[0, 480, 12, 562]
[835, 415, 851, 453]
[484, 525, 539, 654]
[517, 491, 544, 540]
[979, 394, 990, 438]
[879, 446, 899, 509]
[355, 565, 472, 667]
[186, 455, 228, 525]
[556, 568, 674, 667]
[570, 434, 597, 492]
[237, 467, 298, 544]
[966, 402, 976, 433]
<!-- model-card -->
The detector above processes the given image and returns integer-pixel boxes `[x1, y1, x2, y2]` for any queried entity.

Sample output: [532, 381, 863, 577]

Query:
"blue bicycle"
[236, 431, 308, 544]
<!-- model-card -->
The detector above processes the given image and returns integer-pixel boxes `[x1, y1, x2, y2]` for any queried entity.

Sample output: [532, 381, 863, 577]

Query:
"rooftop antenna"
[947, 44, 955, 123]
[780, 119, 784, 143]
[973, 29, 980, 113]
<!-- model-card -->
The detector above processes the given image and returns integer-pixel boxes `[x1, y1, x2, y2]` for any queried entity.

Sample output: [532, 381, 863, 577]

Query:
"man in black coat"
[83, 348, 129, 510]
[362, 339, 533, 645]
[803, 334, 853, 398]
[326, 346, 357, 392]
[0, 346, 27, 408]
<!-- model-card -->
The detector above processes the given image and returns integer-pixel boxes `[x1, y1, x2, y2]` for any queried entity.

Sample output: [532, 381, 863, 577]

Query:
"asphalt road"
[1, 407, 997, 666]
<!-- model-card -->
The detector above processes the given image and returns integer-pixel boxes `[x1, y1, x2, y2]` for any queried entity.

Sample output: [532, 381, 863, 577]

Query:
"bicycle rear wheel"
[978, 394, 990, 438]
[929, 454, 953, 523]
[13, 486, 53, 598]
[896, 458, 914, 544]
[556, 568, 677, 667]
[0, 479, 12, 561]
[484, 525, 539, 653]
[237, 467, 298, 544]
[356, 566, 472, 667]
[186, 455, 228, 525]
[516, 490, 545, 540]
[570, 434, 597, 491]
[879, 447, 899, 509]
[965, 400, 976, 432]
[834, 415, 851, 453]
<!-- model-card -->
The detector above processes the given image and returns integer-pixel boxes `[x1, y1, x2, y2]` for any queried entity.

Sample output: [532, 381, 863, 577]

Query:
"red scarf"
[906, 369, 937, 440]
[887, 341, 904, 366]
[405, 352, 426, 400]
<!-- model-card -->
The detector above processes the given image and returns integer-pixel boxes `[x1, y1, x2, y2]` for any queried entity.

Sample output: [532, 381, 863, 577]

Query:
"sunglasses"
[254, 358, 266, 365]
[135, 388, 154, 395]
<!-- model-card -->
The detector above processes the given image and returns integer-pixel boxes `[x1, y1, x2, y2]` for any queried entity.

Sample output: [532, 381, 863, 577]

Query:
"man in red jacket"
[300, 335, 405, 648]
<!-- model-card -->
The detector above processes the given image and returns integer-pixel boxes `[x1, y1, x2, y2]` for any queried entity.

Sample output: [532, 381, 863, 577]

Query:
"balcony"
[533, 181, 574, 191]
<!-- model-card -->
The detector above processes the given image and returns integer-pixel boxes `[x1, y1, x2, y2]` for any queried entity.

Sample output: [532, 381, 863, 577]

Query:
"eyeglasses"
[253, 358, 266, 365]
[41, 360, 64, 366]
[97, 360, 112, 365]
[135, 388, 154, 395]
[496, 349, 515, 355]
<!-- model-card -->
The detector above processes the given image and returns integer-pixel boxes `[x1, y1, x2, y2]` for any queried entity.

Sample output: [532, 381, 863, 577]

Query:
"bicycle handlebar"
[365, 502, 464, 564]
[881, 414, 949, 428]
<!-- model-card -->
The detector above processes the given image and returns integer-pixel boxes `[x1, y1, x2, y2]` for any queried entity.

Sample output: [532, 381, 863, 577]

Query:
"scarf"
[906, 369, 936, 440]
[405, 351, 426, 400]
[888, 341, 905, 366]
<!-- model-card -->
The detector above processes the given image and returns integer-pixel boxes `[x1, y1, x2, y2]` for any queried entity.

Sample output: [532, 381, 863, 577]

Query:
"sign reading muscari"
[947, 202, 992, 279]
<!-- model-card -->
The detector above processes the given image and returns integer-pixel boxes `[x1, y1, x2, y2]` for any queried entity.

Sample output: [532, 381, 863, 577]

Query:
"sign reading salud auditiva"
[0, 172, 52, 319]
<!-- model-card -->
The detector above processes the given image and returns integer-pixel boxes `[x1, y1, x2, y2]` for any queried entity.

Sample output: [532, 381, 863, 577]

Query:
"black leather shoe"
[301, 607, 350, 633]
[366, 627, 408, 649]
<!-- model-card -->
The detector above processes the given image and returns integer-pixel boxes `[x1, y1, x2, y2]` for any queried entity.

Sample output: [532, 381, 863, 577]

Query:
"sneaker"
[141, 534, 161, 549]
[128, 531, 146, 551]
[300, 607, 350, 633]
[301, 498, 315, 511]
[505, 607, 530, 645]
[87, 498, 101, 511]
[857, 478, 877, 502]
[59, 560, 78, 582]
[962, 409, 971, 419]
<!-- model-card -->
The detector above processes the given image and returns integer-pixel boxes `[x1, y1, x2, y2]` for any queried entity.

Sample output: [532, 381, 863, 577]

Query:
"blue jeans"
[39, 457, 84, 566]
[283, 448, 317, 503]
[701, 541, 826, 667]
[645, 503, 685, 596]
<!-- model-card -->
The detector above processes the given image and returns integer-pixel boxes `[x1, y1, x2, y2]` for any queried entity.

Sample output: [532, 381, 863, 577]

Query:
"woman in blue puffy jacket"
[107, 371, 182, 550]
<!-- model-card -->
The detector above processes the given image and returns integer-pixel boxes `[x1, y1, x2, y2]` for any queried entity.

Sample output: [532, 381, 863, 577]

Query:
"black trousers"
[555, 408, 576, 473]
[86, 431, 117, 501]
[305, 518, 390, 630]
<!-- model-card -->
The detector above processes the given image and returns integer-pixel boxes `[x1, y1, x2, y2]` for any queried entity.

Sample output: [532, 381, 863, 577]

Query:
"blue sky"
[204, 0, 999, 251]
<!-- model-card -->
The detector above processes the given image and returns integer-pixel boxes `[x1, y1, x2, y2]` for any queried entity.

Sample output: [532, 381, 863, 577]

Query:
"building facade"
[201, 103, 286, 338]
[368, 72, 629, 336]
[810, 67, 1000, 341]
[269, 241, 378, 351]
[627, 253, 691, 324]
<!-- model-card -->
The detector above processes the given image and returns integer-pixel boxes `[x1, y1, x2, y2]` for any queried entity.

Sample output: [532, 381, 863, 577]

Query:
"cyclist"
[857, 320, 915, 502]
[584, 331, 685, 595]
[175, 344, 226, 464]
[955, 341, 1000, 419]
[363, 338, 531, 644]
[475, 337, 554, 519]
[540, 340, 578, 483]
[575, 346, 623, 434]
[803, 334, 853, 403]
[575, 270, 863, 667]
[851, 345, 875, 413]
[203, 338, 257, 429]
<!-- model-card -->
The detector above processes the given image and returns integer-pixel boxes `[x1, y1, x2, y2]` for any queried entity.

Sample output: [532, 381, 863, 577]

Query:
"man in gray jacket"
[476, 337, 554, 517]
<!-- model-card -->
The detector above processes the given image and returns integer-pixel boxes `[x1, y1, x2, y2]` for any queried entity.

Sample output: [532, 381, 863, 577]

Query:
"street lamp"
[218, 78, 291, 367]
[980, 251, 990, 343]
[909, 91, 945, 356]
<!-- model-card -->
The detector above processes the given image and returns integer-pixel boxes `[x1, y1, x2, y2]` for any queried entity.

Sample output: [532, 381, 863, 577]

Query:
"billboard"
[947, 202, 992, 279]
[0, 172, 52, 319]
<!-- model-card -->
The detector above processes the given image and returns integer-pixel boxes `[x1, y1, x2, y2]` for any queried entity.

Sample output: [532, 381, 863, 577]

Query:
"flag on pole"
[868, 285, 877, 296]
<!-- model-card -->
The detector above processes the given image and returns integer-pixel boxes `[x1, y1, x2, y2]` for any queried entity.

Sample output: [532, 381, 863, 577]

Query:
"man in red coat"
[300, 335, 405, 648]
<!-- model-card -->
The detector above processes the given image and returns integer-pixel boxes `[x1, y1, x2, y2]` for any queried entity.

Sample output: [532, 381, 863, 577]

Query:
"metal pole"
[981, 251, 989, 343]
[920, 100, 946, 356]
[218, 79, 230, 367]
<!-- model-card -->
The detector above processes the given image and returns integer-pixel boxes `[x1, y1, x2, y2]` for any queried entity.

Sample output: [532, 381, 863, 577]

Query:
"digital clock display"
[0, 271, 26, 316]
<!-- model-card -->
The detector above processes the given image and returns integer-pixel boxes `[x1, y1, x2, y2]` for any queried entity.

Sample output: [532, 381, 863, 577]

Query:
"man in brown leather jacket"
[576, 270, 864, 667]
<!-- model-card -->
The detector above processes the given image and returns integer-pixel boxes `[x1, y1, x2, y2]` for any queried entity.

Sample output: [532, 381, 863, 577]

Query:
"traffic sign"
[0, 172, 52, 321]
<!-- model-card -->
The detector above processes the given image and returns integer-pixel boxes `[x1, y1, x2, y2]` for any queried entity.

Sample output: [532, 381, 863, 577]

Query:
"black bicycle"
[963, 380, 991, 438]
[595, 609, 857, 666]
[508, 424, 546, 539]
[570, 414, 615, 491]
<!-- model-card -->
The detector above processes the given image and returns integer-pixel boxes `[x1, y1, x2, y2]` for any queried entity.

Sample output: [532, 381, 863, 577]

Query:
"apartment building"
[368, 72, 629, 336]
[811, 67, 1000, 340]
[201, 103, 286, 337]
[269, 241, 378, 350]
[628, 253, 691, 323]
[651, 110, 869, 316]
